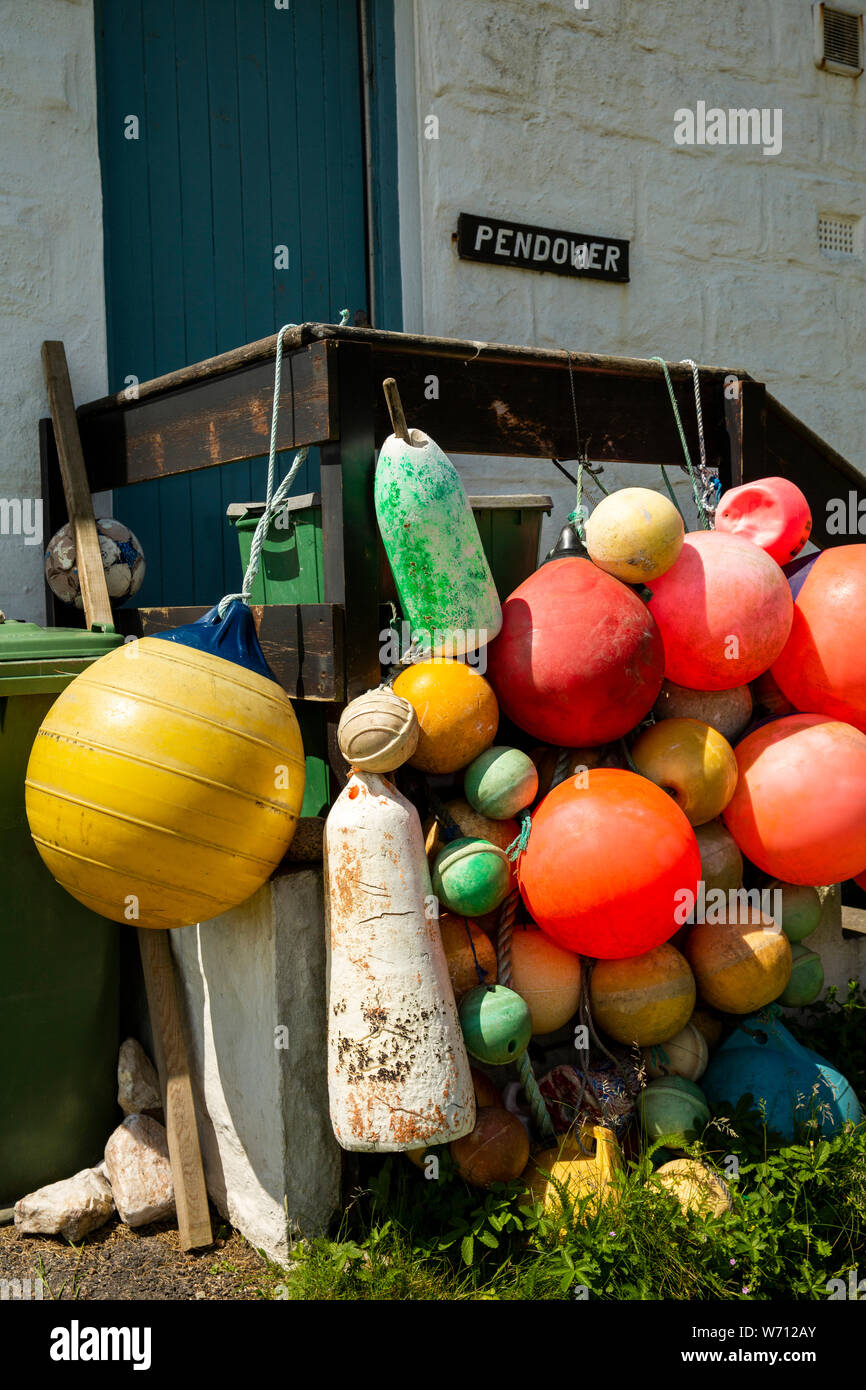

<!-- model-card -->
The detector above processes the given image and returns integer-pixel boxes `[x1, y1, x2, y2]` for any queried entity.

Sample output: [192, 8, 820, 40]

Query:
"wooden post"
[40, 342, 114, 630]
[724, 378, 767, 492]
[40, 340, 212, 1251]
[137, 929, 213, 1251]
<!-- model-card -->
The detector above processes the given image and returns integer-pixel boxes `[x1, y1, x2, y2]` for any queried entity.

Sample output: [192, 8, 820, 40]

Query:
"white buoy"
[324, 771, 476, 1151]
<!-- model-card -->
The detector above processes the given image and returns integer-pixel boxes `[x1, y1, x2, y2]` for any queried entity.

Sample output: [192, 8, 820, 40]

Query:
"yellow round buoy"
[510, 926, 582, 1035]
[585, 487, 684, 583]
[655, 1159, 733, 1218]
[393, 660, 498, 774]
[590, 944, 696, 1046]
[630, 717, 738, 827]
[337, 687, 418, 772]
[685, 912, 792, 1013]
[644, 1020, 708, 1081]
[25, 638, 305, 929]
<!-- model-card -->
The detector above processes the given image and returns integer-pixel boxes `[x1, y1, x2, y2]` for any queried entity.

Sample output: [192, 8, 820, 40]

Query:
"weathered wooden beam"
[765, 395, 866, 550]
[114, 603, 345, 702]
[321, 343, 380, 701]
[360, 351, 733, 468]
[75, 339, 337, 489]
[724, 379, 767, 493]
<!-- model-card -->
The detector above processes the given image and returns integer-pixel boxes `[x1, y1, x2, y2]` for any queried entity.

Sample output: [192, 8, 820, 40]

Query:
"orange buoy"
[438, 912, 498, 998]
[449, 1106, 530, 1188]
[771, 545, 866, 735]
[486, 558, 665, 747]
[517, 769, 701, 959]
[685, 912, 792, 1013]
[590, 944, 696, 1046]
[721, 714, 866, 884]
[647, 531, 793, 690]
[471, 1067, 503, 1109]
[509, 925, 582, 1035]
[393, 660, 498, 774]
[715, 477, 811, 565]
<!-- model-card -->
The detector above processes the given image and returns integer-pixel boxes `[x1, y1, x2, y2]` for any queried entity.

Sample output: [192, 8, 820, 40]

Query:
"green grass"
[265, 989, 866, 1301]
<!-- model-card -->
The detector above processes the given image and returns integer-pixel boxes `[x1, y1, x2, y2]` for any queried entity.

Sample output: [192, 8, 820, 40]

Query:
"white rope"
[218, 310, 350, 616]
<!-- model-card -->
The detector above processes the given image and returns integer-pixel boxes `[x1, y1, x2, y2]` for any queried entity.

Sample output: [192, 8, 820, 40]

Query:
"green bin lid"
[0, 616, 123, 695]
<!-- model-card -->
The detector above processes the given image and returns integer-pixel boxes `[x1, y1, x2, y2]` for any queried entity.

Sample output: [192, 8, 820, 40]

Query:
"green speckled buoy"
[464, 745, 539, 820]
[637, 1076, 710, 1146]
[768, 880, 822, 943]
[432, 836, 511, 917]
[777, 943, 824, 1006]
[459, 984, 533, 1065]
[374, 428, 502, 657]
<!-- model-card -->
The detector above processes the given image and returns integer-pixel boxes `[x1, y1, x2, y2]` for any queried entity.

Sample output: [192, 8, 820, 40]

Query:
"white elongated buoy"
[325, 771, 476, 1151]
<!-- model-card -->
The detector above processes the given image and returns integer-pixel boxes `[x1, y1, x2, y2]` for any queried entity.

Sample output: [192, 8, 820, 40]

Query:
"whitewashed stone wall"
[0, 0, 108, 623]
[396, 0, 865, 547]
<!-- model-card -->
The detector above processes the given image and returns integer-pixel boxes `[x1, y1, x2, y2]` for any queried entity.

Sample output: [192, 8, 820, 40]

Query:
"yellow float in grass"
[654, 1159, 733, 1218]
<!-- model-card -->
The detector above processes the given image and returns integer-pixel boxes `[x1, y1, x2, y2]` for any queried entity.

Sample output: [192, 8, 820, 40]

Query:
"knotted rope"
[218, 310, 350, 616]
[650, 355, 719, 531]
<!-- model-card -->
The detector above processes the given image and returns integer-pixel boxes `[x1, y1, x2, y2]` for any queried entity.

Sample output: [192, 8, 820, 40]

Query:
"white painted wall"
[395, 0, 866, 548]
[0, 0, 107, 623]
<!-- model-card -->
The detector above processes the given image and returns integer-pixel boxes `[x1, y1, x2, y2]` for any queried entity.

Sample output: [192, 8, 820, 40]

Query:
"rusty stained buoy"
[324, 770, 475, 1152]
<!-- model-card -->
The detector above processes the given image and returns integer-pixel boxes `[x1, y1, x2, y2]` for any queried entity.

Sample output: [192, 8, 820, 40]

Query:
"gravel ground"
[0, 1209, 288, 1301]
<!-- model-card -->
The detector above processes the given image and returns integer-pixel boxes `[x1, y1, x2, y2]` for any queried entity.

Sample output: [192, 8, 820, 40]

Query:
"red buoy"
[485, 558, 664, 747]
[517, 768, 701, 959]
[647, 531, 792, 691]
[722, 714, 866, 885]
[715, 478, 811, 565]
[771, 544, 866, 734]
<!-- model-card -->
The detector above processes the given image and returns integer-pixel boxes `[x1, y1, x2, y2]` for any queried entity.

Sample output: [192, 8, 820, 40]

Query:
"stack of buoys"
[347, 402, 862, 1188]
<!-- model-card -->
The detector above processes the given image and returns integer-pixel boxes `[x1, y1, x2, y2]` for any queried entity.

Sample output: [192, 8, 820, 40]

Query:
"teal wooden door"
[94, 0, 399, 607]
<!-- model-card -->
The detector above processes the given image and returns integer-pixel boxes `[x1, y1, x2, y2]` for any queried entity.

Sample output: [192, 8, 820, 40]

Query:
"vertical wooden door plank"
[175, 0, 224, 607]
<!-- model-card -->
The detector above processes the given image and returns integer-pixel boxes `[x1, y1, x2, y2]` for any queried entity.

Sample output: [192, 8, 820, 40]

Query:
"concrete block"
[804, 886, 866, 997]
[170, 866, 340, 1266]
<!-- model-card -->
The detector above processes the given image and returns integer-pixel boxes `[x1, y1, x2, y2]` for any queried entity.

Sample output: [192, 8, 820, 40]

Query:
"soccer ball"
[45, 518, 146, 608]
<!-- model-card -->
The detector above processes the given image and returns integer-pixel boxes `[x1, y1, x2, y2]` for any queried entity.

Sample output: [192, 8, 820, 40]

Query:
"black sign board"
[456, 212, 629, 283]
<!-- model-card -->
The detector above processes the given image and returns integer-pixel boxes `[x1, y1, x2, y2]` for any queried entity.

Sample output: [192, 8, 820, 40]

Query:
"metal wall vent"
[814, 4, 864, 75]
[818, 214, 858, 255]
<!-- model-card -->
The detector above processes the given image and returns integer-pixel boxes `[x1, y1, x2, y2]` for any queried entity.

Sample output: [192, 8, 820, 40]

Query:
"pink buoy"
[722, 714, 866, 885]
[772, 544, 866, 735]
[715, 478, 811, 565]
[647, 531, 793, 691]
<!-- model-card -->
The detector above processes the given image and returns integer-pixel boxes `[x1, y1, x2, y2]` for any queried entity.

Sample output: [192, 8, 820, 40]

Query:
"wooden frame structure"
[40, 322, 866, 779]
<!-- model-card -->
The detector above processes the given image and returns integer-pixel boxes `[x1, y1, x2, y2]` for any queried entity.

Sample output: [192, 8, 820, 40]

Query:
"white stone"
[170, 866, 341, 1266]
[104, 1115, 175, 1228]
[14, 1167, 114, 1242]
[117, 1037, 161, 1116]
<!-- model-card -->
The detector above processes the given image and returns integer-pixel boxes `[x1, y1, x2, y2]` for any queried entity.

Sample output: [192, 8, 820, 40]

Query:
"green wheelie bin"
[0, 616, 123, 1207]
